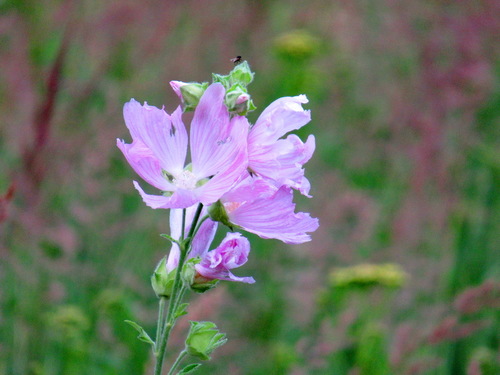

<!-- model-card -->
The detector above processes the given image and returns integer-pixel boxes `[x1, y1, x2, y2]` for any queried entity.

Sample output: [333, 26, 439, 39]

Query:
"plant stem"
[154, 244, 187, 375]
[155, 296, 167, 349]
[153, 203, 203, 375]
[167, 349, 187, 375]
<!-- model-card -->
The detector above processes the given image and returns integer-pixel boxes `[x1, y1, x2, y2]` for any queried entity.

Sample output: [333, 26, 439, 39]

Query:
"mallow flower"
[117, 83, 248, 209]
[167, 205, 254, 284]
[248, 95, 315, 196]
[210, 176, 319, 244]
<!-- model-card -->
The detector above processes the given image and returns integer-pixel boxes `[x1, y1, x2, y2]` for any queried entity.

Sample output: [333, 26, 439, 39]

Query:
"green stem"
[155, 296, 167, 350]
[154, 245, 187, 375]
[167, 349, 188, 375]
[153, 203, 203, 375]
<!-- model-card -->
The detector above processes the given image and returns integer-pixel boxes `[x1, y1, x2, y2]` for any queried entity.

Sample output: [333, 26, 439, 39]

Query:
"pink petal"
[133, 181, 199, 209]
[197, 115, 249, 205]
[195, 233, 255, 284]
[221, 175, 277, 203]
[123, 100, 187, 175]
[228, 186, 319, 244]
[191, 84, 248, 182]
[249, 95, 311, 146]
[117, 139, 174, 191]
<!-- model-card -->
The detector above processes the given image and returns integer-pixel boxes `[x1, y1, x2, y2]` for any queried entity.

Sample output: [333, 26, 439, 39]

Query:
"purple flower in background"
[117, 83, 248, 209]
[248, 95, 315, 197]
[195, 233, 254, 284]
[218, 177, 319, 244]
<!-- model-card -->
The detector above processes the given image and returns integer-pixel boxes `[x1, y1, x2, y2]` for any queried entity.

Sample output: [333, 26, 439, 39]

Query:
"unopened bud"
[185, 321, 227, 361]
[151, 257, 175, 298]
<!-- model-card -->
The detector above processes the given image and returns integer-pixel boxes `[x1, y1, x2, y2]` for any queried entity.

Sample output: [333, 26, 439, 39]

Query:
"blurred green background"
[0, 1, 498, 374]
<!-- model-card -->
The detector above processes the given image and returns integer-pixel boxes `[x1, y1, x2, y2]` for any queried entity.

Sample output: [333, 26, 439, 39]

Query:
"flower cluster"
[117, 62, 318, 287]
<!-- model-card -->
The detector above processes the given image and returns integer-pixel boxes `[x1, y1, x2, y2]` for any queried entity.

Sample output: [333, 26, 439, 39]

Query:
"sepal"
[185, 321, 227, 361]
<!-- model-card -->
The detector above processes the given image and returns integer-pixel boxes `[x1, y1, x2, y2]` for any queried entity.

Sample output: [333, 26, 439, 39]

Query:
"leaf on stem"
[177, 363, 201, 374]
[160, 233, 180, 245]
[124, 320, 155, 347]
[175, 303, 189, 319]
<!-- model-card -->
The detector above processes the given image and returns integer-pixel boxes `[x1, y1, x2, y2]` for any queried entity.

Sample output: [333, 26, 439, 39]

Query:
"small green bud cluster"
[175, 60, 256, 115]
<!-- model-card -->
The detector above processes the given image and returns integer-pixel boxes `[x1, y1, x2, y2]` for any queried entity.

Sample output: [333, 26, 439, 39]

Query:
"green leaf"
[177, 363, 202, 374]
[160, 234, 180, 245]
[124, 320, 155, 346]
[175, 303, 189, 319]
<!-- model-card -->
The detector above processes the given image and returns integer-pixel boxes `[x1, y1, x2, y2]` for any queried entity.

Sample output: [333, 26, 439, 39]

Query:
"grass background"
[0, 1, 498, 374]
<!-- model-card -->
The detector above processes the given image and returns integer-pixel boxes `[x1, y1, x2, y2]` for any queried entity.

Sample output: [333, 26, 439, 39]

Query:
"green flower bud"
[182, 258, 218, 293]
[228, 61, 254, 86]
[224, 84, 256, 115]
[151, 257, 175, 298]
[185, 321, 227, 360]
[179, 82, 209, 111]
[207, 200, 233, 229]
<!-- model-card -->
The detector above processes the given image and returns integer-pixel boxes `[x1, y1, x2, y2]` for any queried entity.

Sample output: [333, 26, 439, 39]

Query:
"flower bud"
[170, 81, 209, 111]
[229, 60, 254, 86]
[185, 321, 227, 361]
[224, 84, 256, 115]
[207, 200, 233, 229]
[182, 258, 218, 293]
[151, 257, 176, 298]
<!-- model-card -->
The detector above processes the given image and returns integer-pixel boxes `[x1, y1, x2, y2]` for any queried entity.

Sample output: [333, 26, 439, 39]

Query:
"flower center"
[173, 170, 198, 190]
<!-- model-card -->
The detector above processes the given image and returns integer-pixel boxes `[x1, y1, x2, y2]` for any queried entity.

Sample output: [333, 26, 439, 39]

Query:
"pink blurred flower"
[117, 83, 248, 209]
[248, 95, 315, 196]
[219, 177, 319, 244]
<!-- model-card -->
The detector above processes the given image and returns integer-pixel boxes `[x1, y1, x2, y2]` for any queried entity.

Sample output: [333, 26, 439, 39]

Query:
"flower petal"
[117, 139, 174, 191]
[195, 233, 255, 283]
[123, 100, 187, 175]
[249, 95, 311, 146]
[133, 181, 199, 209]
[227, 185, 319, 244]
[197, 115, 249, 205]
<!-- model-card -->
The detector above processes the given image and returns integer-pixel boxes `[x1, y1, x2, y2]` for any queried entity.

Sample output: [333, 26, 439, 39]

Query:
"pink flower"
[195, 233, 255, 284]
[167, 205, 254, 284]
[248, 95, 315, 196]
[219, 177, 319, 244]
[117, 83, 248, 209]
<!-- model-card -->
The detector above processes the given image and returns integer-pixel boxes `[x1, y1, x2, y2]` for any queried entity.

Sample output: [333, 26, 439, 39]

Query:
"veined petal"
[134, 181, 199, 209]
[123, 100, 187, 175]
[191, 83, 248, 182]
[248, 134, 315, 196]
[117, 139, 174, 191]
[249, 95, 311, 146]
[221, 175, 277, 204]
[227, 186, 319, 244]
[197, 115, 249, 205]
